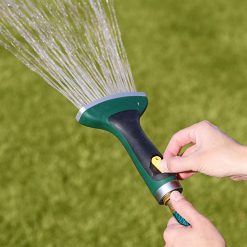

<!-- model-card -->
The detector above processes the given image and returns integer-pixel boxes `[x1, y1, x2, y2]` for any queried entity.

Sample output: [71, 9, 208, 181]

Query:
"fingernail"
[160, 159, 168, 173]
[170, 191, 183, 202]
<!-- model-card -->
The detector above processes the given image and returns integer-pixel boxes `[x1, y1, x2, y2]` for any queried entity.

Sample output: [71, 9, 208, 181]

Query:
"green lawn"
[0, 0, 247, 246]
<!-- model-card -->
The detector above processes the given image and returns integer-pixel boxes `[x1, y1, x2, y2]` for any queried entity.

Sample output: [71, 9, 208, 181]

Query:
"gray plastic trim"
[76, 92, 146, 122]
[154, 180, 182, 204]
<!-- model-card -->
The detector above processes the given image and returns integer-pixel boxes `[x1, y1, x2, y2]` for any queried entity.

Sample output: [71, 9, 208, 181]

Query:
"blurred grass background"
[0, 0, 247, 246]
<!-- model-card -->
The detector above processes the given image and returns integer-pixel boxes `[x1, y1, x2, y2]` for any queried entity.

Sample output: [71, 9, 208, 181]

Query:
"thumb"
[160, 155, 198, 173]
[170, 191, 202, 226]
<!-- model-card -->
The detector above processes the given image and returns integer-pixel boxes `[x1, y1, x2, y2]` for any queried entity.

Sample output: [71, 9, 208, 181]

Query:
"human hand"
[164, 191, 226, 247]
[160, 120, 247, 180]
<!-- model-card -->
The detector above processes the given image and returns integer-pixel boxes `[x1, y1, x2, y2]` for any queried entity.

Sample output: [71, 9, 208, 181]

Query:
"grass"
[0, 0, 247, 246]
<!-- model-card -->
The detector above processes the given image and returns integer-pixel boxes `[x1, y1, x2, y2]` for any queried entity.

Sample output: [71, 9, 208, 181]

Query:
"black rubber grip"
[109, 110, 171, 180]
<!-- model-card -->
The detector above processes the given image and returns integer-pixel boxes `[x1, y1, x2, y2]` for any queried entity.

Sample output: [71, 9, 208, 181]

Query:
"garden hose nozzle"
[76, 92, 189, 226]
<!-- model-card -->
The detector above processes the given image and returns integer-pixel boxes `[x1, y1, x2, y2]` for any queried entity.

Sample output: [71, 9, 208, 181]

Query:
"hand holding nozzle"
[161, 120, 240, 246]
[159, 120, 247, 181]
[163, 191, 226, 247]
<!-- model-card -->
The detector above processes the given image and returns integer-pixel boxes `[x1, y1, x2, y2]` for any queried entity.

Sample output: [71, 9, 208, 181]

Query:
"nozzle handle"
[108, 109, 182, 203]
[109, 110, 191, 226]
[109, 110, 169, 179]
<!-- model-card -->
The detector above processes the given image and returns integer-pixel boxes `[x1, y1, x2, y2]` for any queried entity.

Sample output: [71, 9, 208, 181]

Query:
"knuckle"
[202, 120, 218, 129]
[197, 120, 217, 132]
[170, 131, 180, 143]
[171, 128, 186, 141]
[200, 120, 211, 127]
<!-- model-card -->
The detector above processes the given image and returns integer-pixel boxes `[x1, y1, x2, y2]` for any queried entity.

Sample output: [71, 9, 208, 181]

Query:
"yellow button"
[151, 156, 162, 172]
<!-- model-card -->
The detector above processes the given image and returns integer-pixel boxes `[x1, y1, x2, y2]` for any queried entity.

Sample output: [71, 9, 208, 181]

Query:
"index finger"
[164, 124, 197, 158]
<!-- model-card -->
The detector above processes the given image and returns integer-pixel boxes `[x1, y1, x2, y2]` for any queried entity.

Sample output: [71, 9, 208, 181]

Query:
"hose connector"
[151, 156, 183, 204]
[163, 192, 190, 226]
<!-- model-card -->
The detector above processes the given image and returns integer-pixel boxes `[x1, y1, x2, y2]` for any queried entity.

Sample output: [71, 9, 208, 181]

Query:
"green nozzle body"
[76, 92, 182, 203]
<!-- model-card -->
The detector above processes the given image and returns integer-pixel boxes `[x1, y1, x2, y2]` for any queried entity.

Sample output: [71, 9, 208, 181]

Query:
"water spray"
[0, 0, 190, 227]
